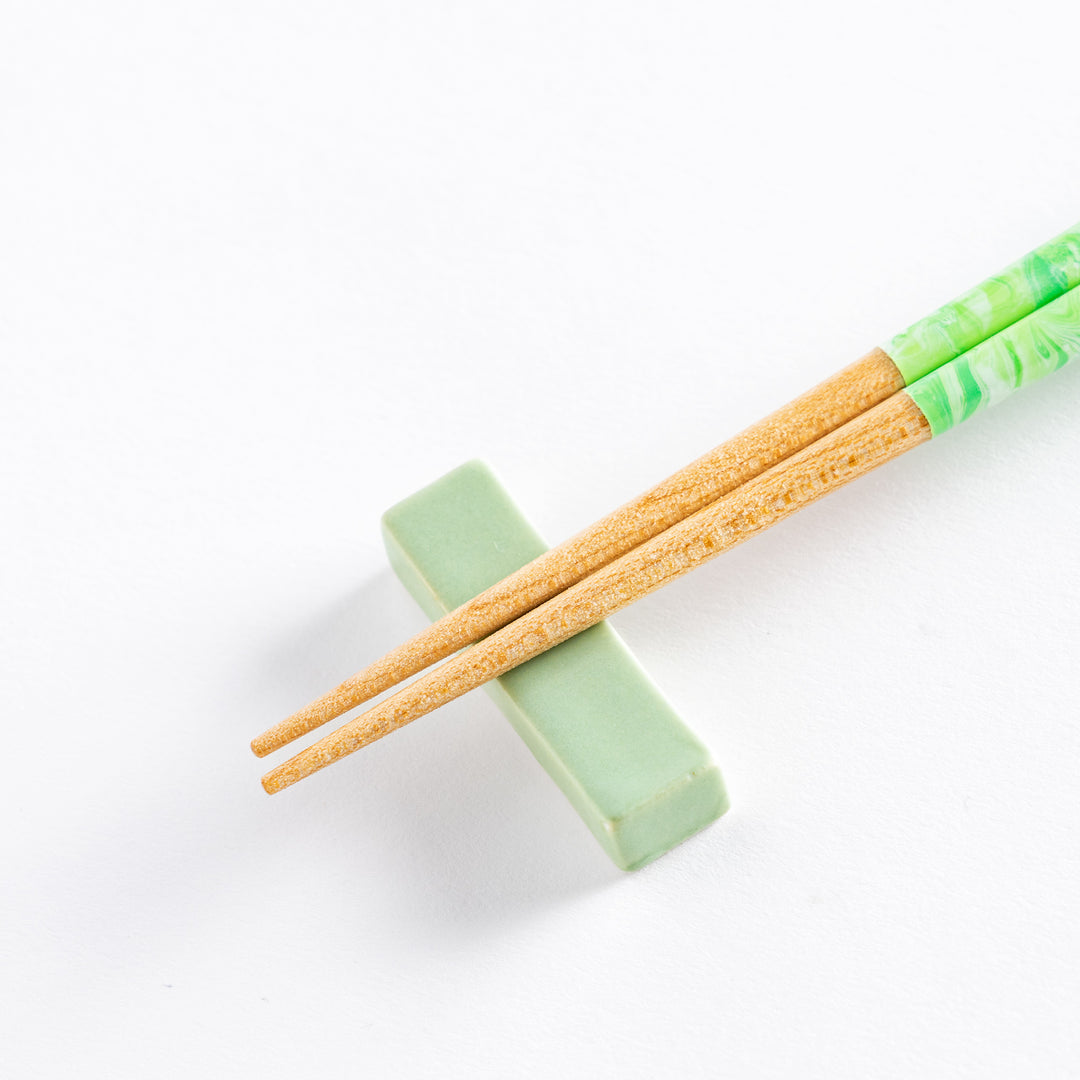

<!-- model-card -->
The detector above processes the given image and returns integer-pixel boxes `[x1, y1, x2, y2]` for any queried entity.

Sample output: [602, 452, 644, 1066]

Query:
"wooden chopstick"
[261, 391, 931, 793]
[252, 221, 1080, 770]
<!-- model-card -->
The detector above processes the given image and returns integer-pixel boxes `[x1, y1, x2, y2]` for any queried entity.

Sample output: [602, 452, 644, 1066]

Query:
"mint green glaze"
[906, 286, 1080, 436]
[884, 222, 1080, 385]
[381, 460, 728, 871]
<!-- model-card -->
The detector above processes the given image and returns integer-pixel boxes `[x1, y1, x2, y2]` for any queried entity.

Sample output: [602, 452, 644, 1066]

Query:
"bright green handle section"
[884, 222, 1080, 385]
[905, 285, 1080, 436]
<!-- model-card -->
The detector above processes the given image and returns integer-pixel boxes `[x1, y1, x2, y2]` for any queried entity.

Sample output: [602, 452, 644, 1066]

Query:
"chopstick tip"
[250, 733, 275, 758]
[261, 770, 284, 795]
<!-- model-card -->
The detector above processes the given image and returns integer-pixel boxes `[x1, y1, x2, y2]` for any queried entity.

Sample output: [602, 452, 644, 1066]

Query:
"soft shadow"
[244, 570, 622, 942]
[21, 569, 696, 980]
[241, 570, 422, 720]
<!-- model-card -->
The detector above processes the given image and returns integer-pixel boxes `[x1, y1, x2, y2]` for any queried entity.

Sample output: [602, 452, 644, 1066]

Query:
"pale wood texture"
[262, 391, 930, 794]
[251, 348, 903, 758]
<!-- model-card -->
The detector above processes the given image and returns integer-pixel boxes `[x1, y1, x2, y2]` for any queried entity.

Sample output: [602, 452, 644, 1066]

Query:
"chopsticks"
[253, 225, 1080, 793]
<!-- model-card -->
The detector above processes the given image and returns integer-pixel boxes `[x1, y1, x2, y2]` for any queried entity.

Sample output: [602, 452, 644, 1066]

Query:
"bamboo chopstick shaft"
[251, 348, 903, 758]
[261, 391, 930, 794]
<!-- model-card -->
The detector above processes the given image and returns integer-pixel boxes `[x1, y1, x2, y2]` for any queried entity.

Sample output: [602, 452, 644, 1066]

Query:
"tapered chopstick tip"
[261, 769, 287, 795]
[250, 732, 277, 759]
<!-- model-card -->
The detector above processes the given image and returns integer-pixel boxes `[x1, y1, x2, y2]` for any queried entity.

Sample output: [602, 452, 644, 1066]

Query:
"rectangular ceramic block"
[381, 460, 728, 871]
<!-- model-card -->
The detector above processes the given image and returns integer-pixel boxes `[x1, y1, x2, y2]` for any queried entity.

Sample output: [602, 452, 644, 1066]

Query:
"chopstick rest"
[381, 460, 729, 871]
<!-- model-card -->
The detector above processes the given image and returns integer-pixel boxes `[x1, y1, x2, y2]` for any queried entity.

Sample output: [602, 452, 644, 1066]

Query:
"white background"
[3, 2, 1079, 1077]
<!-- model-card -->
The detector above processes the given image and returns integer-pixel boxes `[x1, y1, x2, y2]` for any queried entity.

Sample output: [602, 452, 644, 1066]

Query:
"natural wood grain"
[261, 391, 930, 794]
[251, 348, 903, 757]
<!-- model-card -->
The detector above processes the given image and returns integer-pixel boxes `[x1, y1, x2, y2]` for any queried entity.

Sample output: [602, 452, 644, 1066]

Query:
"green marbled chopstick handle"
[905, 284, 1080, 436]
[885, 222, 1080, 385]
